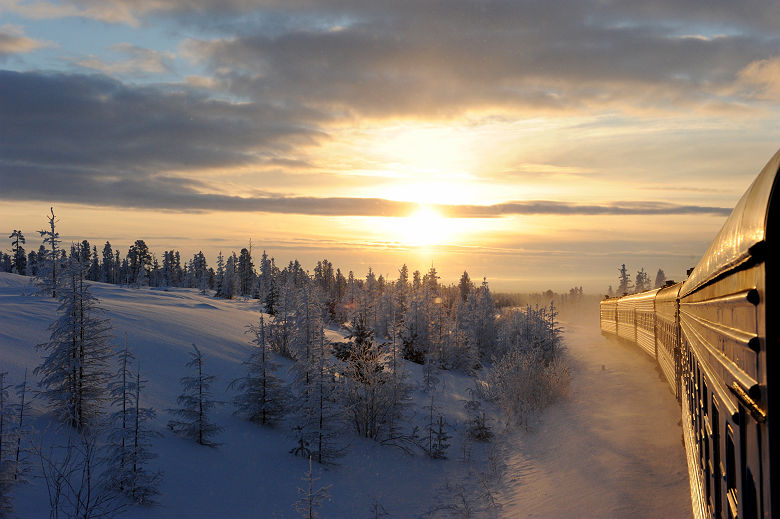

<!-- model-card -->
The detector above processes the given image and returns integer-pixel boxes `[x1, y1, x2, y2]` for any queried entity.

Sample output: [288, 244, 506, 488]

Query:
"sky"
[2, 0, 780, 293]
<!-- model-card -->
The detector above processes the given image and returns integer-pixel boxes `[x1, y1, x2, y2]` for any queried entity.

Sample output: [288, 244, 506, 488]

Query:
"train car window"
[711, 403, 721, 519]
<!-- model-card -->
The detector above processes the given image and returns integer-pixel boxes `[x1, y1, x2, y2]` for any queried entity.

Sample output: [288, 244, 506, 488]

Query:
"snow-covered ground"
[500, 321, 691, 519]
[0, 273, 498, 518]
[0, 273, 691, 518]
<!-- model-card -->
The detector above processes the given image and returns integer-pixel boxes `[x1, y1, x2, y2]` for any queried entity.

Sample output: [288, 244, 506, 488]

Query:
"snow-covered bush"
[482, 305, 570, 428]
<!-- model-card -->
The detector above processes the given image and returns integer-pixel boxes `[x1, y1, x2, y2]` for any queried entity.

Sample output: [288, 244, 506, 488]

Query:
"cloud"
[73, 43, 175, 76]
[736, 56, 780, 100]
[8, 1, 780, 118]
[0, 24, 51, 58]
[437, 201, 731, 218]
[0, 0, 139, 25]
[0, 70, 323, 176]
[173, 1, 780, 118]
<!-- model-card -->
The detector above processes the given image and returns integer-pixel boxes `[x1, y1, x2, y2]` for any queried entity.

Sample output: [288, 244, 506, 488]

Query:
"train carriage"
[656, 281, 683, 400]
[598, 147, 780, 519]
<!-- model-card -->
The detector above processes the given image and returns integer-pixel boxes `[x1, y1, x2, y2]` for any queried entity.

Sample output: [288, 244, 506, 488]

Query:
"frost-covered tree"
[401, 294, 427, 364]
[291, 327, 344, 464]
[190, 251, 209, 295]
[88, 245, 100, 282]
[38, 207, 61, 298]
[258, 251, 277, 312]
[617, 264, 632, 295]
[35, 260, 114, 429]
[168, 345, 223, 447]
[458, 270, 473, 303]
[237, 248, 254, 297]
[485, 305, 569, 428]
[268, 277, 297, 358]
[127, 240, 152, 287]
[222, 253, 237, 299]
[462, 278, 496, 360]
[26, 250, 38, 277]
[634, 268, 649, 293]
[383, 311, 413, 445]
[422, 394, 450, 459]
[214, 251, 226, 298]
[8, 230, 26, 276]
[106, 342, 161, 503]
[229, 316, 288, 426]
[293, 457, 331, 519]
[293, 283, 323, 369]
[654, 268, 667, 289]
[339, 314, 392, 440]
[101, 242, 114, 284]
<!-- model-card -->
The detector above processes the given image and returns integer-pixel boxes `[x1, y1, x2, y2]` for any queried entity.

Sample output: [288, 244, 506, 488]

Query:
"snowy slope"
[0, 273, 690, 518]
[0, 273, 498, 518]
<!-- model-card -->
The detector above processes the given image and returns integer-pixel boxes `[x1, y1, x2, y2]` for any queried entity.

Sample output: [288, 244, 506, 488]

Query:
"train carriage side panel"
[679, 147, 780, 519]
[600, 298, 618, 335]
[656, 281, 683, 400]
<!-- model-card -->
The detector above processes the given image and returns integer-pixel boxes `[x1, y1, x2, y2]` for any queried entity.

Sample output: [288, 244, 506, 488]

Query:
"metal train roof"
[681, 147, 780, 297]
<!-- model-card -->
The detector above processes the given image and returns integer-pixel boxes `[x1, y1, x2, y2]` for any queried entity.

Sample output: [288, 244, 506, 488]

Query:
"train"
[600, 148, 779, 519]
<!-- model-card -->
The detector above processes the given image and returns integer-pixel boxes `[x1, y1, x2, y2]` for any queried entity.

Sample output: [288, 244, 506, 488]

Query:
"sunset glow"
[2, 2, 780, 291]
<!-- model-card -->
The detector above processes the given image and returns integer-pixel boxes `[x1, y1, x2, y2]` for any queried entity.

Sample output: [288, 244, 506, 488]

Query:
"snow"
[500, 321, 691, 519]
[0, 273, 690, 518]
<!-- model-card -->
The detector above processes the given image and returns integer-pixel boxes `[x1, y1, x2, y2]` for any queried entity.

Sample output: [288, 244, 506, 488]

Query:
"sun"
[400, 206, 453, 247]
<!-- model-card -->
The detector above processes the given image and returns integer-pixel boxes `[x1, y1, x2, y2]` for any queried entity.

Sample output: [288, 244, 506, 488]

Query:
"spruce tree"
[635, 268, 649, 293]
[237, 248, 254, 297]
[291, 327, 344, 464]
[214, 251, 226, 298]
[617, 264, 632, 295]
[654, 268, 667, 289]
[35, 260, 114, 429]
[229, 316, 288, 426]
[293, 457, 331, 519]
[37, 207, 61, 298]
[168, 345, 223, 447]
[8, 230, 26, 275]
[106, 341, 161, 502]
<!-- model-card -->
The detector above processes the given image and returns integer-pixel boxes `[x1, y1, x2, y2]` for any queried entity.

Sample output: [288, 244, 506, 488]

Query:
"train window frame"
[725, 426, 738, 519]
